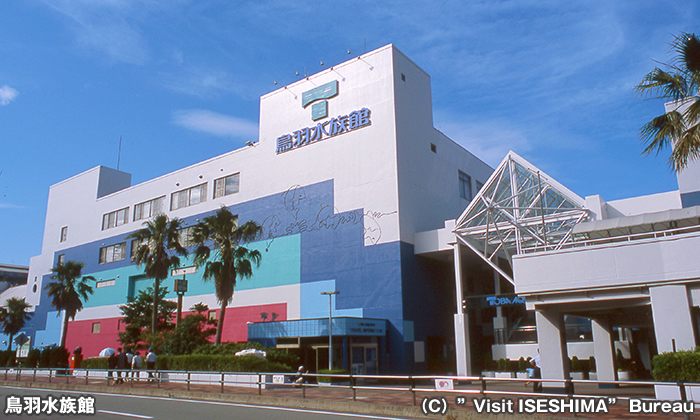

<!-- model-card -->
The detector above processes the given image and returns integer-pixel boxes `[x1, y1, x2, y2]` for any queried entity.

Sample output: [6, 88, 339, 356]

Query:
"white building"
[417, 144, 700, 389]
[25, 44, 492, 374]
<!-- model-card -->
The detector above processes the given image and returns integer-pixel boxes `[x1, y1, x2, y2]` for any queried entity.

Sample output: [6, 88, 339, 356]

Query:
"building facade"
[24, 44, 492, 374]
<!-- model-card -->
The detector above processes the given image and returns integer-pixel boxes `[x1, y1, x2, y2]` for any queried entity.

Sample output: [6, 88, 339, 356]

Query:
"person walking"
[115, 348, 127, 384]
[145, 347, 157, 382]
[107, 352, 117, 384]
[131, 351, 143, 381]
[125, 348, 134, 380]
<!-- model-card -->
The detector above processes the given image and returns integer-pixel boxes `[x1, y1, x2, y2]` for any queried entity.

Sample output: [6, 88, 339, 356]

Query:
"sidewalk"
[0, 372, 693, 420]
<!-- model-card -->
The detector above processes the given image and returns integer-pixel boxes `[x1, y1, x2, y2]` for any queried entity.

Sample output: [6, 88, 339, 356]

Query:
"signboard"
[171, 266, 197, 276]
[435, 378, 454, 390]
[15, 336, 30, 359]
[485, 295, 526, 307]
[272, 375, 285, 384]
[276, 108, 371, 154]
[174, 279, 188, 293]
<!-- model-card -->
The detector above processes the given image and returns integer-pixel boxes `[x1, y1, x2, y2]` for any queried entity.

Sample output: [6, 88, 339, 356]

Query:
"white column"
[535, 309, 569, 390]
[650, 285, 696, 352]
[453, 242, 471, 376]
[591, 318, 616, 383]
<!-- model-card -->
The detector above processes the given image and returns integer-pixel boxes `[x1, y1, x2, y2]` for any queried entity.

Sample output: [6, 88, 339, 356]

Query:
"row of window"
[97, 220, 225, 265]
[100, 173, 240, 232]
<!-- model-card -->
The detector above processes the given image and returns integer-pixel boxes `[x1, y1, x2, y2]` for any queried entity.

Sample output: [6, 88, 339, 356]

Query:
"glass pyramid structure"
[454, 151, 590, 284]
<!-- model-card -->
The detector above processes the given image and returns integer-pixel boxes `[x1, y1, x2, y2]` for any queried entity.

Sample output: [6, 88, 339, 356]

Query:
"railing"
[1, 367, 698, 410]
[522, 223, 700, 254]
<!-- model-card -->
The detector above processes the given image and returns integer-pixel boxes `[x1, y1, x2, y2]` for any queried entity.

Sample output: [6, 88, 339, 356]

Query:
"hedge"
[157, 354, 292, 372]
[652, 350, 700, 383]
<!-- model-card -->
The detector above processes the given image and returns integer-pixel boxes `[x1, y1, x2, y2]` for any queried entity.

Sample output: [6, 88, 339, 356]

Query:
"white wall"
[514, 230, 700, 294]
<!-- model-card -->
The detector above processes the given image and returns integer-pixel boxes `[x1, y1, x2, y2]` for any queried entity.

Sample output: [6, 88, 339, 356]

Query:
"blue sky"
[1, 1, 698, 266]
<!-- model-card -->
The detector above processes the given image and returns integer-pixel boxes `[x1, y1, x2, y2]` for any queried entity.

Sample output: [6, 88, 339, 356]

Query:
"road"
[0, 385, 419, 420]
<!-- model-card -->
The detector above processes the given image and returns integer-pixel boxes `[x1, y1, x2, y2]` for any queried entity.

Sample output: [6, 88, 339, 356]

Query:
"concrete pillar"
[453, 242, 472, 376]
[535, 308, 569, 391]
[591, 318, 616, 386]
[650, 285, 696, 352]
[454, 313, 472, 376]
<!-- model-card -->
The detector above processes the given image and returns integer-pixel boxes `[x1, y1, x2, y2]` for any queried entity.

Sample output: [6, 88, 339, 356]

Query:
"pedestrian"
[125, 348, 134, 380]
[115, 347, 127, 384]
[131, 351, 143, 381]
[530, 348, 542, 393]
[293, 365, 306, 387]
[145, 347, 157, 382]
[107, 351, 117, 383]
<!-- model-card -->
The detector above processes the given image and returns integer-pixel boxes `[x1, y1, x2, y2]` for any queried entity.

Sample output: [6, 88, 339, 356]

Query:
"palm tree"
[192, 207, 263, 345]
[0, 297, 32, 351]
[46, 261, 95, 348]
[127, 214, 187, 334]
[637, 32, 700, 171]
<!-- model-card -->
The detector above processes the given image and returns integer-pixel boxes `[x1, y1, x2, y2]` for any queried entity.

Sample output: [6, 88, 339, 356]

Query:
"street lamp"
[321, 291, 339, 370]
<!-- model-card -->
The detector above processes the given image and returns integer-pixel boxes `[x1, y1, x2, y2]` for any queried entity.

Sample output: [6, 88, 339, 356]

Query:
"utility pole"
[321, 291, 339, 370]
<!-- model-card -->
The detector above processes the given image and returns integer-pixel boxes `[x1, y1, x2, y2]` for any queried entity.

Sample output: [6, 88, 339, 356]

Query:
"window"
[430, 143, 437, 153]
[60, 226, 68, 242]
[171, 183, 207, 211]
[57, 254, 65, 265]
[476, 181, 484, 194]
[459, 171, 472, 201]
[92, 322, 101, 334]
[99, 242, 126, 264]
[208, 311, 218, 321]
[102, 207, 129, 230]
[130, 238, 148, 258]
[134, 196, 165, 221]
[178, 226, 196, 247]
[401, 73, 406, 82]
[214, 173, 240, 199]
[96, 279, 116, 288]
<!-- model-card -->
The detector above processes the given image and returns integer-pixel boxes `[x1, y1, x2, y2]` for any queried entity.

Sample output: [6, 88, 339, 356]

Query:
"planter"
[516, 372, 529, 379]
[481, 371, 495, 377]
[617, 371, 631, 381]
[569, 372, 586, 380]
[655, 384, 700, 407]
[588, 372, 597, 381]
[495, 372, 516, 379]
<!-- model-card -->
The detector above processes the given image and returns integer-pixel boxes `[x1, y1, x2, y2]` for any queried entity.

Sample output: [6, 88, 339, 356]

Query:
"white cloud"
[0, 85, 18, 106]
[434, 111, 532, 167]
[172, 109, 258, 139]
[0, 203, 27, 209]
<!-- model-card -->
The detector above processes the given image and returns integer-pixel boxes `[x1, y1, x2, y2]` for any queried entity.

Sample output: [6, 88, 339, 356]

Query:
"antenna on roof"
[117, 136, 122, 171]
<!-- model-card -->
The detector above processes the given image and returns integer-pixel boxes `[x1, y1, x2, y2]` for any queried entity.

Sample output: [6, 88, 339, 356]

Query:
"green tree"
[0, 297, 32, 350]
[127, 214, 187, 334]
[192, 207, 263, 344]
[118, 286, 176, 349]
[637, 32, 700, 171]
[46, 261, 95, 348]
[163, 303, 216, 355]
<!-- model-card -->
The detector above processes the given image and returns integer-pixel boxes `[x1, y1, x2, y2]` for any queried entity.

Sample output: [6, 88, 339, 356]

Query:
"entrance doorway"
[351, 344, 377, 375]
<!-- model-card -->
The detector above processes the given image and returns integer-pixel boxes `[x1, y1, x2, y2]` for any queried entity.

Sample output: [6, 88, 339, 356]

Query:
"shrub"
[0, 350, 16, 367]
[37, 346, 69, 369]
[652, 350, 700, 382]
[518, 357, 528, 372]
[156, 354, 293, 372]
[80, 357, 109, 370]
[24, 349, 40, 368]
[317, 368, 349, 383]
[589, 356, 596, 372]
[571, 356, 581, 372]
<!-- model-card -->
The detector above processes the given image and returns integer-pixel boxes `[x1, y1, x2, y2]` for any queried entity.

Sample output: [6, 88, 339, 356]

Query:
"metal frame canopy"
[454, 151, 590, 284]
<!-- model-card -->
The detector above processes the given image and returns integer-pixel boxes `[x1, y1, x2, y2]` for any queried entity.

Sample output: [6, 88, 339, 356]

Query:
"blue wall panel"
[40, 179, 412, 372]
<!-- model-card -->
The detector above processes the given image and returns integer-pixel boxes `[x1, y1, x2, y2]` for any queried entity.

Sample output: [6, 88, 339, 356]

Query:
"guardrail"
[2, 367, 698, 410]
